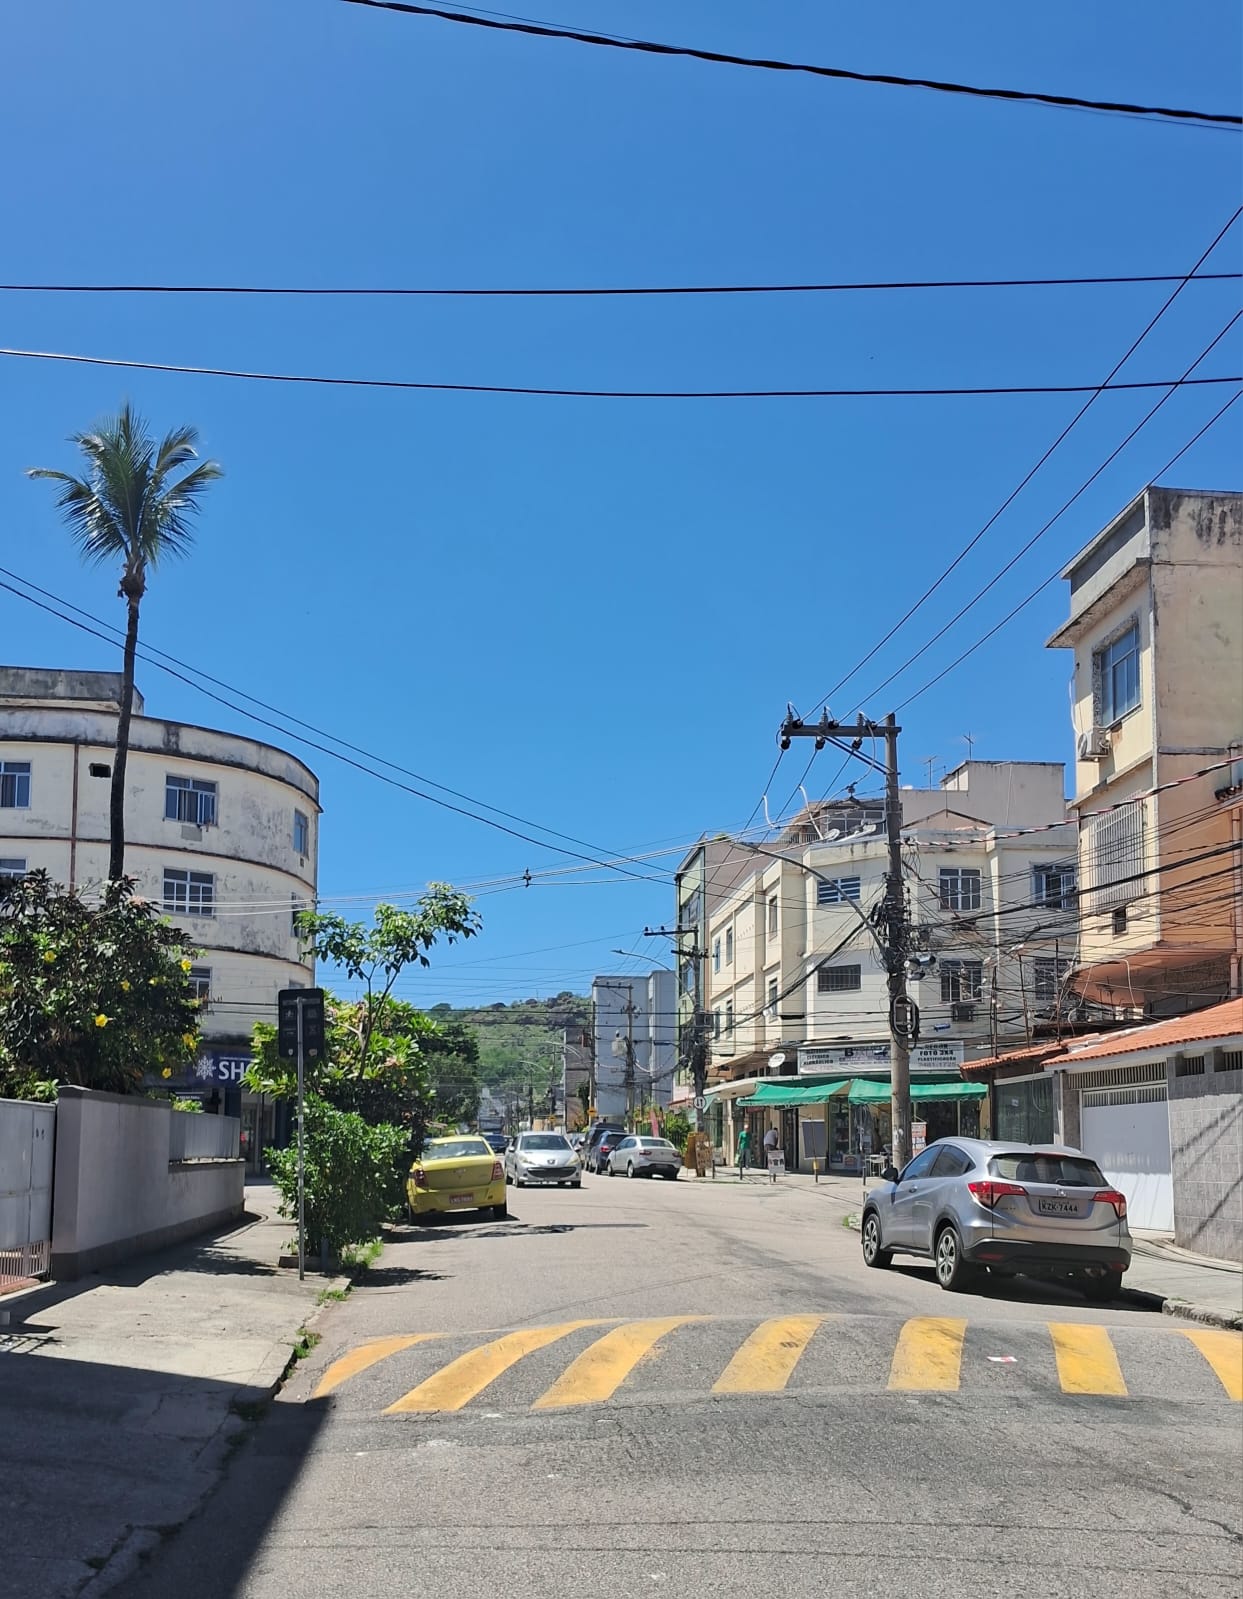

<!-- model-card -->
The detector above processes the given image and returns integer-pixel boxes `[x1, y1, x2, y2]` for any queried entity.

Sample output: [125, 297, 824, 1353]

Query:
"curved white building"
[0, 667, 319, 1074]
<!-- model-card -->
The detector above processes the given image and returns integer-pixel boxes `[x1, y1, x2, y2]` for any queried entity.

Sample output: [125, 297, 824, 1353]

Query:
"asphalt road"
[116, 1170, 1243, 1599]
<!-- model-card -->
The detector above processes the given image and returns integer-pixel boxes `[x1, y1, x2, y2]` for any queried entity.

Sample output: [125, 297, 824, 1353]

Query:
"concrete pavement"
[0, 1182, 339, 1599]
[112, 1171, 1241, 1599]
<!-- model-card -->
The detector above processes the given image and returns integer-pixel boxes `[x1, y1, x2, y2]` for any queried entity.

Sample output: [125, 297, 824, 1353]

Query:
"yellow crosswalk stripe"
[1181, 1328, 1243, 1401]
[314, 1334, 441, 1399]
[1048, 1322, 1127, 1395]
[712, 1315, 826, 1394]
[385, 1321, 605, 1414]
[887, 1316, 967, 1391]
[532, 1316, 705, 1410]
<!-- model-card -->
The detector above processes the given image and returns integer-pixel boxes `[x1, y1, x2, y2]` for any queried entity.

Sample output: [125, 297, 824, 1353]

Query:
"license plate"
[449, 1192, 474, 1205]
[1037, 1198, 1083, 1216]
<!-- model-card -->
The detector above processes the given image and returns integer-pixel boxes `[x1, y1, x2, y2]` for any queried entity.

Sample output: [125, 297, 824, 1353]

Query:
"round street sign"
[694, 1095, 706, 1110]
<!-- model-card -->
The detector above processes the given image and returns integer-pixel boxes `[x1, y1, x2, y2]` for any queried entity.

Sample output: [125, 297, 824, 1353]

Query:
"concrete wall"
[51, 1087, 245, 1279]
[1167, 1059, 1243, 1263]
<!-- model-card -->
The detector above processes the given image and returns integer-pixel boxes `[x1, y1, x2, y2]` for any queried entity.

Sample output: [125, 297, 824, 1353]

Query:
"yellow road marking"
[712, 1315, 826, 1394]
[1048, 1323, 1127, 1395]
[313, 1334, 441, 1399]
[887, 1317, 966, 1391]
[384, 1322, 604, 1414]
[533, 1317, 704, 1409]
[1181, 1329, 1243, 1401]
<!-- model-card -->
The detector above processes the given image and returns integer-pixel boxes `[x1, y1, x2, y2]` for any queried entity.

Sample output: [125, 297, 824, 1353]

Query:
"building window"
[1220, 1051, 1242, 1073]
[291, 895, 307, 937]
[163, 868, 215, 918]
[815, 876, 862, 906]
[817, 965, 862, 993]
[1112, 906, 1128, 935]
[940, 960, 984, 1003]
[293, 810, 310, 855]
[187, 965, 212, 1006]
[1033, 862, 1076, 910]
[1096, 622, 1140, 725]
[0, 761, 31, 809]
[712, 1008, 722, 1040]
[767, 896, 778, 937]
[165, 775, 217, 827]
[1176, 1055, 1206, 1078]
[0, 857, 27, 878]
[766, 978, 779, 1017]
[725, 1000, 734, 1035]
[725, 927, 734, 966]
[1033, 957, 1072, 1003]
[938, 868, 982, 913]
[712, 937, 721, 974]
[1085, 802, 1145, 911]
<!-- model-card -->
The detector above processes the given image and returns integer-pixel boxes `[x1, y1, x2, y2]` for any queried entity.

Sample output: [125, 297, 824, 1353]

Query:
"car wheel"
[572, 1180, 581, 1189]
[861, 1212, 892, 1269]
[1083, 1269, 1123, 1303]
[934, 1224, 978, 1292]
[514, 1175, 524, 1188]
[626, 1162, 636, 1178]
[491, 1203, 508, 1220]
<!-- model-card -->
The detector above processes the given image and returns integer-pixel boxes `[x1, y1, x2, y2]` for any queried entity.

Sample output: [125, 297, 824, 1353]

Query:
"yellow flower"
[94, 1013, 109, 1029]
[161, 1067, 173, 1079]
[43, 950, 56, 964]
[182, 1032, 197, 1047]
[120, 979, 131, 992]
[180, 959, 193, 973]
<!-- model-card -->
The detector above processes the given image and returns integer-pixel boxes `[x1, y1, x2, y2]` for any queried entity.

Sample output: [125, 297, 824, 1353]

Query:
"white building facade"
[0, 668, 319, 1149]
[590, 970, 677, 1123]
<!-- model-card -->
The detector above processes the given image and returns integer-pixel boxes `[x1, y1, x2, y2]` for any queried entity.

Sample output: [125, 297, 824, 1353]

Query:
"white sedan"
[505, 1131, 582, 1188]
[605, 1136, 681, 1180]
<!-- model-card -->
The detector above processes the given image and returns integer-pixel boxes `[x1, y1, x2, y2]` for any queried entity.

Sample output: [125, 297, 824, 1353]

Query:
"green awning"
[847, 1078, 985, 1103]
[735, 1078, 852, 1107]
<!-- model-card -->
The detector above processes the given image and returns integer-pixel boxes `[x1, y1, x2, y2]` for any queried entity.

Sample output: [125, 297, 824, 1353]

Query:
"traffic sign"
[277, 987, 326, 1060]
[693, 1094, 706, 1110]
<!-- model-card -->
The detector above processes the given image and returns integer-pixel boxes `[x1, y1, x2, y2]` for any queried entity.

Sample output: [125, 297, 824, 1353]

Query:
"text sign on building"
[192, 1051, 252, 1085]
[798, 1040, 965, 1075]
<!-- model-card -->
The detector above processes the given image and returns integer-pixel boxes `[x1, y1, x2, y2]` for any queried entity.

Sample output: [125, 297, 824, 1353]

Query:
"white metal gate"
[1080, 1083, 1173, 1231]
[0, 1098, 56, 1286]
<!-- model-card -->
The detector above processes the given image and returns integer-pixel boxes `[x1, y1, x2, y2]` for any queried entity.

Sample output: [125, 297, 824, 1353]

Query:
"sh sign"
[194, 1052, 251, 1084]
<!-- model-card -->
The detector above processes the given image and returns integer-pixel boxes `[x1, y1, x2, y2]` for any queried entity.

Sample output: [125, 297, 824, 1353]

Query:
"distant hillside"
[425, 992, 591, 1095]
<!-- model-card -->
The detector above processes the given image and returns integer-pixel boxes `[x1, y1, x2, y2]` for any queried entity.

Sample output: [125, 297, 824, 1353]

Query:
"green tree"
[0, 871, 201, 1098]
[266, 1094, 407, 1260]
[421, 1017, 483, 1126]
[28, 404, 222, 882]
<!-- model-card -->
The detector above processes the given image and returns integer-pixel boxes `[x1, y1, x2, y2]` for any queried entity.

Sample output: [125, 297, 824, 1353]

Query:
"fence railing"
[169, 1110, 240, 1162]
[1, 1097, 55, 1287]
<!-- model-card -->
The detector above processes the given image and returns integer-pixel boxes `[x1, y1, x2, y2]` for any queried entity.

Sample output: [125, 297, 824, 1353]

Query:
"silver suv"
[860, 1137, 1132, 1299]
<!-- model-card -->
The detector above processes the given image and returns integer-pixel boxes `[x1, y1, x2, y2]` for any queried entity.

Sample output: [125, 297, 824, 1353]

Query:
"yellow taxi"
[407, 1135, 508, 1221]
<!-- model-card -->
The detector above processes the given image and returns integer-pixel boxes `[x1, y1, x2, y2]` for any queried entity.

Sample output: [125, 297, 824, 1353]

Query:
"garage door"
[1079, 1085, 1172, 1232]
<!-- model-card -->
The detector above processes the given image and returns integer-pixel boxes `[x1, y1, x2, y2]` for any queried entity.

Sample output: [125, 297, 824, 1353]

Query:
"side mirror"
[881, 1164, 900, 1185]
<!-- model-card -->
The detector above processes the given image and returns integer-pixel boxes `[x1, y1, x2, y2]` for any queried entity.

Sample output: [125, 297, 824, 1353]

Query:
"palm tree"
[29, 404, 223, 882]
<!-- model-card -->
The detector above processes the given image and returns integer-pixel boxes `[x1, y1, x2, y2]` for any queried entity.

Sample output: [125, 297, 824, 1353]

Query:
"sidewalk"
[0, 1183, 340, 1599]
[701, 1164, 1243, 1328]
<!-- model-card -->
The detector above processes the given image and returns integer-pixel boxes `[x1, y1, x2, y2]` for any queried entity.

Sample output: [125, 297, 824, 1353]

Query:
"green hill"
[425, 992, 591, 1100]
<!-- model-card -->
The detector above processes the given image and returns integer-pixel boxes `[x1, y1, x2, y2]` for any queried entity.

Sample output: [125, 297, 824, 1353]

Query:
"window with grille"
[165, 775, 217, 827]
[939, 868, 982, 912]
[1084, 802, 1145, 910]
[0, 761, 31, 809]
[0, 857, 26, 878]
[1033, 957, 1072, 1002]
[1219, 1051, 1242, 1073]
[1033, 862, 1077, 910]
[163, 868, 215, 918]
[817, 965, 862, 993]
[1176, 1054, 1206, 1077]
[940, 960, 984, 1002]
[187, 965, 212, 1006]
[816, 876, 861, 906]
[1095, 622, 1140, 724]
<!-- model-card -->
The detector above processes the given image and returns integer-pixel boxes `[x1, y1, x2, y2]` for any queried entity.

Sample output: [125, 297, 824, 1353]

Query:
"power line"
[807, 206, 1242, 714]
[4, 272, 1239, 299]
[337, 0, 1243, 129]
[0, 346, 1236, 401]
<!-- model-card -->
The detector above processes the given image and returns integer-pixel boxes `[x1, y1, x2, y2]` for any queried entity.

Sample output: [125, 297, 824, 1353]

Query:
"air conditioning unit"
[950, 1003, 976, 1023]
[1077, 727, 1111, 761]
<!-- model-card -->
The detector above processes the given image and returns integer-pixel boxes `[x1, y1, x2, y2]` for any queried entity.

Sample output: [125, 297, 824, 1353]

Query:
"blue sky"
[2, 1, 1240, 1007]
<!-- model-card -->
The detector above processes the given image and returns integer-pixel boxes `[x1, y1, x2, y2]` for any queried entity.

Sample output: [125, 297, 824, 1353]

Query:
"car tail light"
[491, 1160, 504, 1181]
[411, 1167, 428, 1188]
[1094, 1188, 1128, 1219]
[967, 1178, 1027, 1208]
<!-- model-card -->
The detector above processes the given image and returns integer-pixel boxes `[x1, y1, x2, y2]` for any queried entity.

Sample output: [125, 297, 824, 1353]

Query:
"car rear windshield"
[990, 1153, 1106, 1186]
[639, 1139, 674, 1149]
[521, 1135, 571, 1151]
[429, 1139, 492, 1160]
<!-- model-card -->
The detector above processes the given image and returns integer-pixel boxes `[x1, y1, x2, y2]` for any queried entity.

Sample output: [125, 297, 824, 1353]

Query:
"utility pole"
[779, 710, 914, 1170]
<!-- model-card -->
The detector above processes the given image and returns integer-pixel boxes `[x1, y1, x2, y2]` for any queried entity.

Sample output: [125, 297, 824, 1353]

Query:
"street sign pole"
[296, 997, 305, 1282]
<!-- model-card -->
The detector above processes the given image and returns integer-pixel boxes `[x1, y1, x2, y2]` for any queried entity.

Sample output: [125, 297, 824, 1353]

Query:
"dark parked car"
[583, 1125, 627, 1173]
[482, 1132, 509, 1155]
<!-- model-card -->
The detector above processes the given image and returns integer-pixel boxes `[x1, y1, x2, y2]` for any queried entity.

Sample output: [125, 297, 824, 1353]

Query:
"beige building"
[701, 763, 1077, 1171]
[1047, 486, 1243, 1016]
[0, 667, 319, 1150]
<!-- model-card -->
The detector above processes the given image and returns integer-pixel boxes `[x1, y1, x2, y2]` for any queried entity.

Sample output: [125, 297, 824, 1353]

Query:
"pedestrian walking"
[736, 1125, 750, 1176]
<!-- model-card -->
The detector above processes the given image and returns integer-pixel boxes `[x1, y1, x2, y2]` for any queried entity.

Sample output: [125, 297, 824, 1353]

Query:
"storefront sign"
[798, 1040, 964, 1074]
[191, 1050, 252, 1085]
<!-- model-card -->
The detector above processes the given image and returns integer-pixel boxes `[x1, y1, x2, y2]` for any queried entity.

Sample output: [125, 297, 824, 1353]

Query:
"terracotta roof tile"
[1060, 998, 1243, 1065]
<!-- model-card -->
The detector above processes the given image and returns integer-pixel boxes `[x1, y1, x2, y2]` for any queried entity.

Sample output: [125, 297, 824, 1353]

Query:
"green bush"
[266, 1094, 407, 1261]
